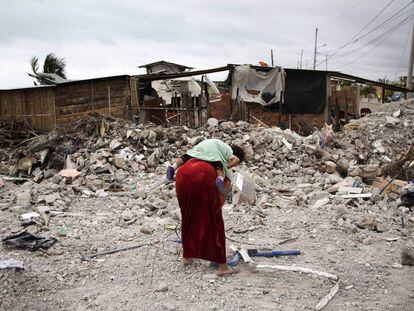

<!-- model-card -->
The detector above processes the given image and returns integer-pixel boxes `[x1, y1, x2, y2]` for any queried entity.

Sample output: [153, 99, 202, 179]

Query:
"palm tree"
[29, 53, 67, 85]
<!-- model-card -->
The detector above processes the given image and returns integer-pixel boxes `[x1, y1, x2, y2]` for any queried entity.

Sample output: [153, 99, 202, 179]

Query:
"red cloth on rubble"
[175, 159, 230, 264]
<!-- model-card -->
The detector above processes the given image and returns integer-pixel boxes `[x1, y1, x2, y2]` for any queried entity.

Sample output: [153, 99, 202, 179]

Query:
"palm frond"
[30, 56, 39, 74]
[43, 53, 67, 78]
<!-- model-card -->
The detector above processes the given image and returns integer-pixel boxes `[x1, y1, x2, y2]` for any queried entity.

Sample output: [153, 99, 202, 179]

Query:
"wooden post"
[107, 85, 111, 116]
[335, 97, 340, 131]
[324, 76, 331, 124]
[52, 90, 57, 129]
[129, 76, 139, 120]
[344, 92, 349, 123]
[91, 82, 95, 113]
[278, 101, 282, 128]
[382, 87, 386, 103]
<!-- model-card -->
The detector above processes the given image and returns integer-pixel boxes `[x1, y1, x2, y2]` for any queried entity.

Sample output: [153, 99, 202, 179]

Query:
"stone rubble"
[0, 101, 413, 310]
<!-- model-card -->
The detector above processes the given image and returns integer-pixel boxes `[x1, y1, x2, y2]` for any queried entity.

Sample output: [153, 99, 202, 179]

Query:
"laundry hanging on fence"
[231, 65, 285, 106]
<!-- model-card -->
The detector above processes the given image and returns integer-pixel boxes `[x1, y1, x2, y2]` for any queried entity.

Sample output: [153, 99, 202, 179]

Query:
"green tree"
[360, 85, 373, 96]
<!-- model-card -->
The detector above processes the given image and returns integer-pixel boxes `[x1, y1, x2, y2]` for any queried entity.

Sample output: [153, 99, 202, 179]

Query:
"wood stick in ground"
[80, 239, 158, 261]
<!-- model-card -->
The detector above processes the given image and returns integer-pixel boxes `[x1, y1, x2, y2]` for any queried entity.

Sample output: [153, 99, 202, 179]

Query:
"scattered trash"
[20, 212, 41, 222]
[255, 264, 339, 310]
[0, 259, 25, 270]
[2, 232, 57, 251]
[227, 246, 301, 267]
[400, 183, 414, 208]
[234, 172, 256, 204]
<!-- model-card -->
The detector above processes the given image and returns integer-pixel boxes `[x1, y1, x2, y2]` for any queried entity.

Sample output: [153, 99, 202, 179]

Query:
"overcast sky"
[0, 0, 413, 88]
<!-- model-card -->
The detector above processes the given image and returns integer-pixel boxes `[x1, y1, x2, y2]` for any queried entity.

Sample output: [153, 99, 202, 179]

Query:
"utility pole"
[271, 49, 274, 67]
[300, 49, 303, 69]
[313, 27, 318, 70]
[407, 19, 414, 98]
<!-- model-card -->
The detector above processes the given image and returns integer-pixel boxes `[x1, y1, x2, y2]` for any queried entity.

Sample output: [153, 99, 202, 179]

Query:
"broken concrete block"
[188, 136, 203, 146]
[207, 118, 219, 127]
[147, 130, 158, 144]
[334, 206, 347, 220]
[16, 187, 32, 208]
[385, 116, 399, 127]
[58, 169, 81, 181]
[356, 215, 377, 230]
[358, 164, 381, 179]
[51, 174, 63, 184]
[38, 193, 61, 205]
[392, 109, 402, 118]
[114, 154, 128, 170]
[282, 138, 292, 151]
[140, 224, 155, 235]
[121, 209, 134, 221]
[336, 158, 349, 176]
[37, 205, 51, 214]
[372, 140, 385, 154]
[110, 139, 122, 150]
[343, 222, 358, 234]
[325, 161, 336, 174]
[310, 192, 330, 209]
[234, 172, 256, 204]
[327, 174, 344, 185]
[220, 121, 235, 130]
[243, 144, 254, 162]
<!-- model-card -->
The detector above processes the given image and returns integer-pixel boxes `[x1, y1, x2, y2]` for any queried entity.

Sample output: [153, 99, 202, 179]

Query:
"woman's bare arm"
[226, 155, 240, 169]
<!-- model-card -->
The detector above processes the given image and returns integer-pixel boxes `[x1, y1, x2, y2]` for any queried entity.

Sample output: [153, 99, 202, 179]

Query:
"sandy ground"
[1, 189, 413, 311]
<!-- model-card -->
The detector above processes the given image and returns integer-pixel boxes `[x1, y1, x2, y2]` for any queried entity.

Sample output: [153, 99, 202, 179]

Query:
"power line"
[336, 11, 414, 58]
[333, 15, 413, 70]
[317, 5, 414, 68]
[349, 2, 414, 44]
[324, 0, 396, 61]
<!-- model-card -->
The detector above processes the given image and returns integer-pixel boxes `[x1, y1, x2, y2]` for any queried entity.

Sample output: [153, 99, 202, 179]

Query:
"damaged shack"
[1, 62, 410, 137]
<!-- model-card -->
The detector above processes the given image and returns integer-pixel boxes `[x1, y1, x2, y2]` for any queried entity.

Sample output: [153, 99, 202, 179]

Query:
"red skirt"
[175, 159, 230, 264]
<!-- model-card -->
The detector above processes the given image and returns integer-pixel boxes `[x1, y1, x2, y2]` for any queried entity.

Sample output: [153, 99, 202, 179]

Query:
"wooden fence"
[0, 75, 136, 131]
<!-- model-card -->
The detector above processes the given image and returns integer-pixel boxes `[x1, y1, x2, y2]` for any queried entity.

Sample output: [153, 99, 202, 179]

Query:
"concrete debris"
[20, 211, 41, 222]
[207, 118, 219, 127]
[0, 259, 25, 270]
[385, 116, 399, 127]
[356, 215, 377, 231]
[155, 283, 169, 293]
[0, 101, 413, 310]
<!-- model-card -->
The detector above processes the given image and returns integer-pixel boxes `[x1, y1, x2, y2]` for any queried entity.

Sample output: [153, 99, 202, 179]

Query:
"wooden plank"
[129, 76, 138, 118]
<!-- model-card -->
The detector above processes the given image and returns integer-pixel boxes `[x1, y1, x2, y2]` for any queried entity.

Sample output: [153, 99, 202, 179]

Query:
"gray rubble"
[0, 101, 414, 310]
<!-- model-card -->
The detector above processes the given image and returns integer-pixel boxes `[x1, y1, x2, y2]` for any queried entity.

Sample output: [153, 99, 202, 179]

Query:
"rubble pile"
[328, 103, 414, 181]
[1, 114, 320, 191]
[0, 103, 413, 204]
[1, 102, 414, 310]
[0, 102, 413, 224]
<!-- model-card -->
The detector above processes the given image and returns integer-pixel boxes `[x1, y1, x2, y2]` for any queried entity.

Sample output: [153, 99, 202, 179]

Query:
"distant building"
[139, 61, 192, 75]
